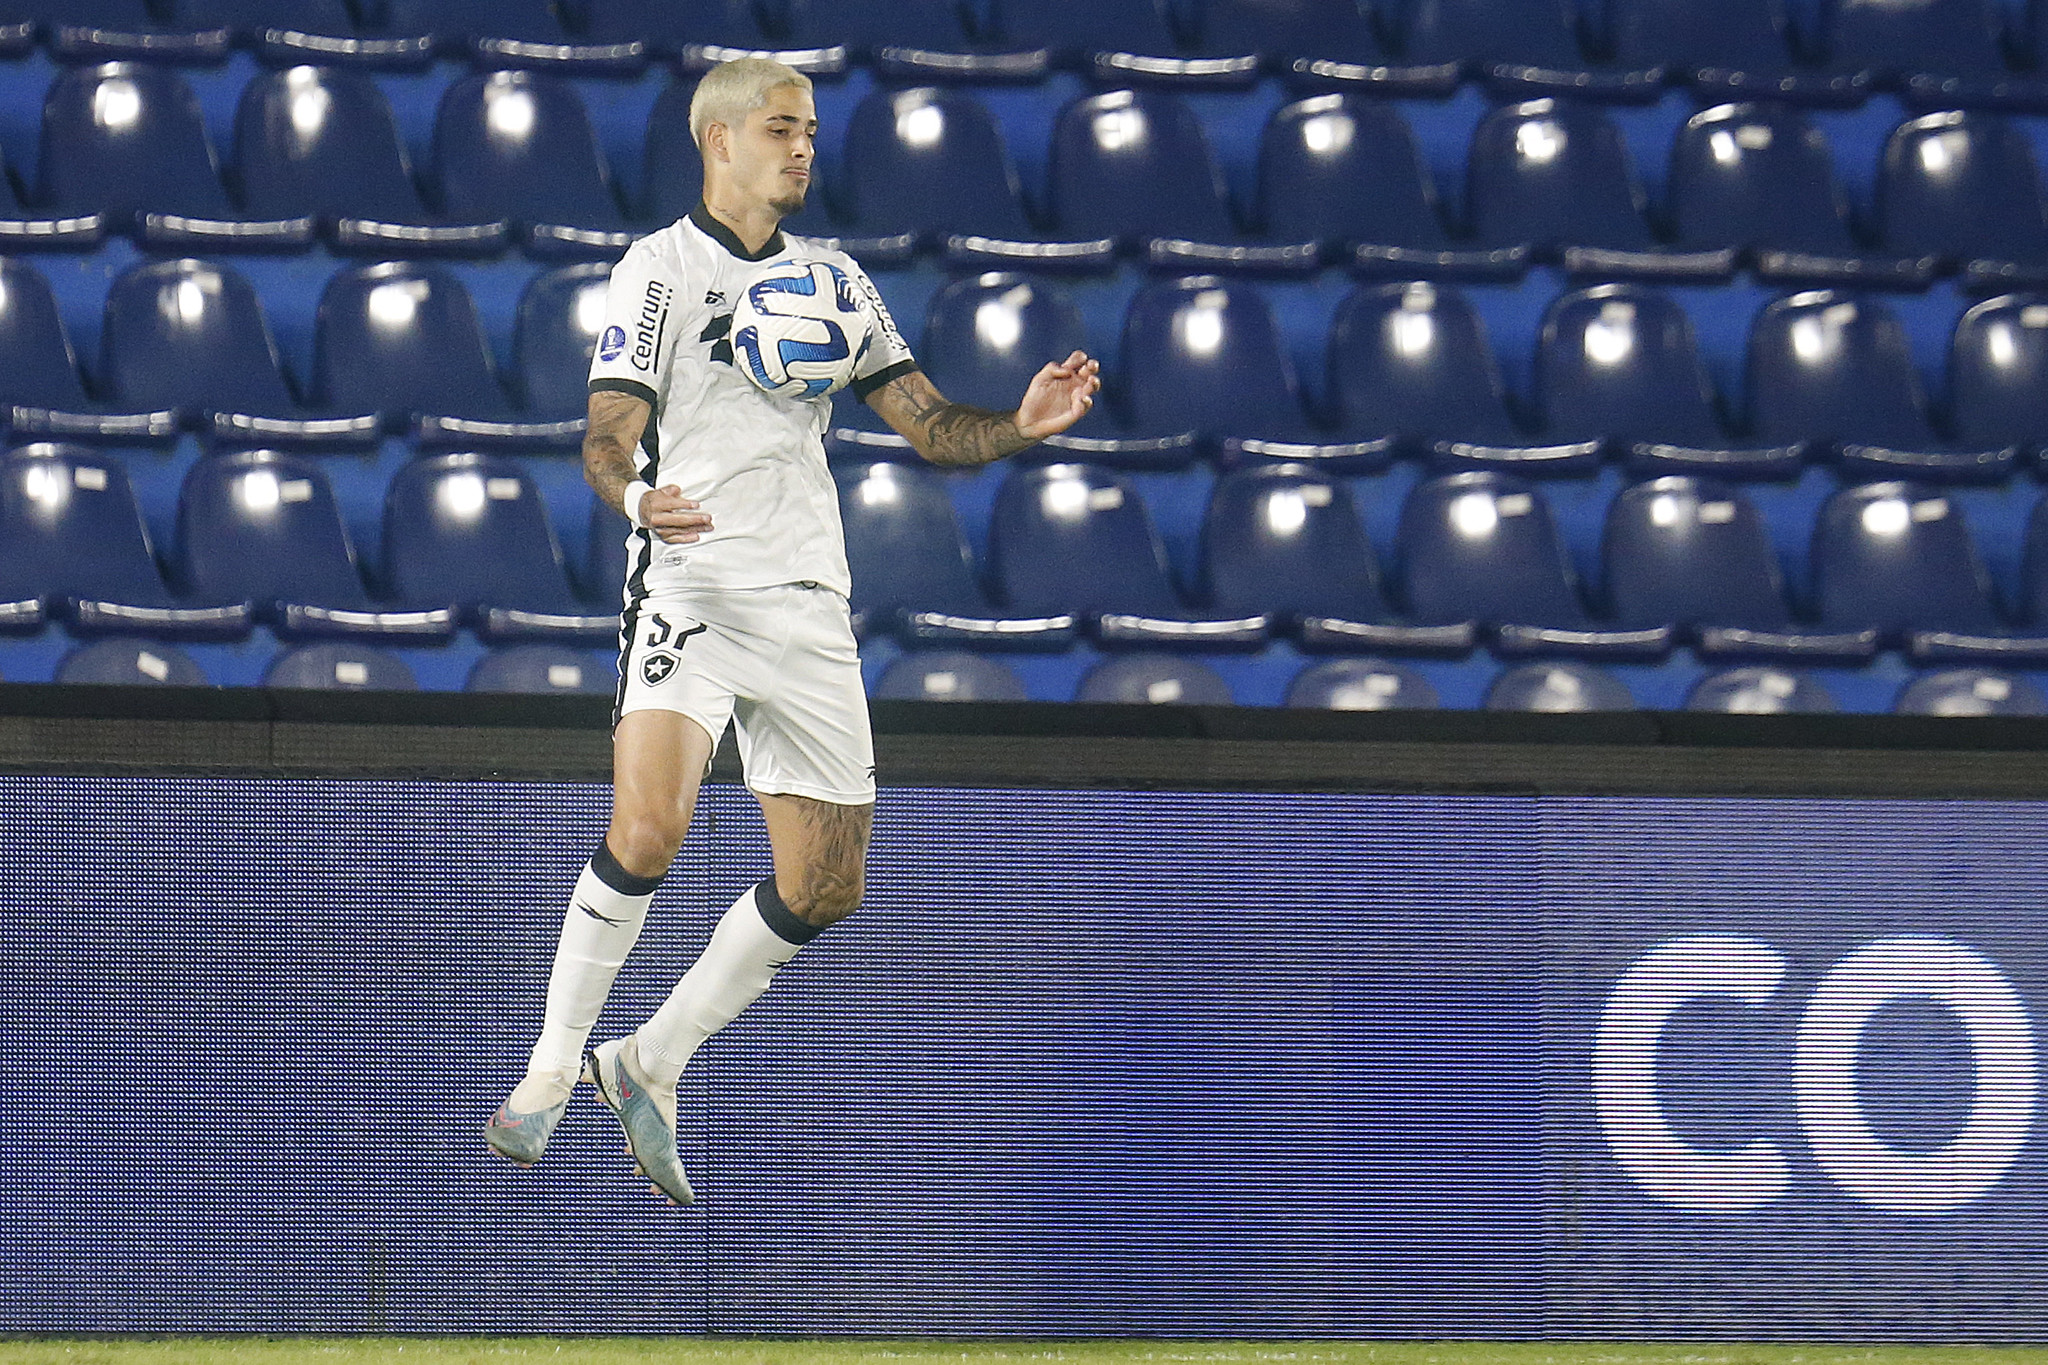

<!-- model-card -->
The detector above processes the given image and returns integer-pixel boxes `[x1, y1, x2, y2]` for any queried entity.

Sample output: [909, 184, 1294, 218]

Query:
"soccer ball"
[730, 259, 874, 400]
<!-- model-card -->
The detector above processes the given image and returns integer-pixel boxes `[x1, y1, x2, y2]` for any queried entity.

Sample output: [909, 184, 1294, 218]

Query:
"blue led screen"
[2, 777, 2045, 1337]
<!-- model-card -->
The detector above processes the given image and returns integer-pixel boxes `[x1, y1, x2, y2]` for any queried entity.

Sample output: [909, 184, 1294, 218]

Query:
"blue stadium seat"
[876, 651, 1030, 701]
[1874, 112, 2048, 288]
[36, 63, 312, 251]
[0, 125, 98, 249]
[1396, 471, 1671, 657]
[1076, 653, 1235, 704]
[1688, 666, 1839, 712]
[0, 258, 175, 443]
[180, 0, 428, 68]
[1328, 281, 1600, 473]
[1260, 95, 1526, 282]
[313, 262, 577, 446]
[1202, 464, 1473, 653]
[266, 642, 417, 690]
[1952, 294, 2048, 462]
[836, 460, 1076, 648]
[235, 66, 506, 257]
[56, 637, 207, 685]
[176, 449, 455, 642]
[1399, 0, 1662, 100]
[101, 259, 377, 448]
[982, 0, 1214, 84]
[2014, 492, 2048, 625]
[382, 452, 617, 642]
[0, 444, 248, 638]
[989, 462, 1267, 648]
[26, 0, 228, 63]
[1286, 657, 1441, 709]
[1667, 103, 1936, 290]
[1896, 668, 2048, 714]
[433, 71, 633, 256]
[777, 0, 1036, 79]
[1466, 99, 1735, 282]
[1484, 661, 1635, 710]
[514, 263, 609, 426]
[1190, 0, 1459, 93]
[1747, 291, 2017, 481]
[582, 496, 629, 606]
[1603, 475, 1877, 659]
[371, 0, 645, 71]
[1815, 0, 2046, 109]
[1609, 0, 1863, 103]
[1123, 276, 1383, 469]
[1536, 284, 1802, 478]
[1046, 90, 1314, 273]
[1815, 481, 2048, 660]
[586, 0, 845, 72]
[468, 644, 613, 694]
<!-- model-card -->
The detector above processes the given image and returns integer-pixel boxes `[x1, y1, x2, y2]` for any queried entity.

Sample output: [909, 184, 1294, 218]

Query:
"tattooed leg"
[756, 791, 874, 927]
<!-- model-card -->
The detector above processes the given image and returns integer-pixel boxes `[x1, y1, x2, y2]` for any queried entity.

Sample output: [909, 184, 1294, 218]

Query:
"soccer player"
[484, 57, 1100, 1206]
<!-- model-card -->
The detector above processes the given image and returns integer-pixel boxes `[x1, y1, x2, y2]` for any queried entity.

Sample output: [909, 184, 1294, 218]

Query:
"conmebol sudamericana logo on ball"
[731, 259, 875, 400]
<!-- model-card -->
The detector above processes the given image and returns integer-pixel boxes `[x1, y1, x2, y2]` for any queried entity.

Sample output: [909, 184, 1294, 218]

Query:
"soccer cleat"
[583, 1036, 695, 1206]
[483, 1089, 569, 1168]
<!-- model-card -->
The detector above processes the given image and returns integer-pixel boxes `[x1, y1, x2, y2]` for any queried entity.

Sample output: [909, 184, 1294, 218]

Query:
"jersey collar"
[689, 201, 785, 262]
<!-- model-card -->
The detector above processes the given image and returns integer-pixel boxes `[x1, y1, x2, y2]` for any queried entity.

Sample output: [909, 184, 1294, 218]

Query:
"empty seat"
[1896, 668, 2048, 715]
[0, 258, 175, 442]
[982, 0, 1193, 80]
[1395, 471, 1671, 657]
[1667, 103, 1936, 290]
[514, 263, 610, 424]
[27, 0, 229, 64]
[372, 0, 645, 71]
[1688, 666, 1838, 712]
[1950, 293, 2048, 460]
[1262, 96, 1525, 282]
[382, 452, 616, 641]
[36, 63, 312, 250]
[1286, 657, 1440, 709]
[1485, 661, 1635, 711]
[1400, 0, 1661, 99]
[1874, 112, 2048, 288]
[1536, 284, 1801, 478]
[1747, 291, 2017, 481]
[1604, 475, 1877, 660]
[56, 637, 207, 685]
[1192, 0, 1458, 92]
[314, 262, 575, 446]
[1076, 653, 1235, 705]
[1202, 463, 1473, 653]
[1466, 99, 1735, 281]
[836, 460, 1075, 648]
[176, 449, 454, 641]
[581, 496, 630, 605]
[1816, 0, 2045, 109]
[180, 0, 429, 68]
[101, 259, 377, 447]
[0, 444, 248, 638]
[433, 72, 633, 255]
[988, 463, 1267, 648]
[0, 138, 100, 249]
[234, 66, 506, 256]
[585, 0, 788, 57]
[1328, 281, 1599, 473]
[875, 651, 1030, 701]
[1815, 481, 2048, 660]
[1610, 0, 1863, 103]
[266, 642, 417, 690]
[777, 0, 1029, 78]
[469, 644, 612, 694]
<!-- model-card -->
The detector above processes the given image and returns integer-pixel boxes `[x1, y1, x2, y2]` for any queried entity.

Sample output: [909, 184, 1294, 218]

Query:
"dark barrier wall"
[4, 774, 2046, 1337]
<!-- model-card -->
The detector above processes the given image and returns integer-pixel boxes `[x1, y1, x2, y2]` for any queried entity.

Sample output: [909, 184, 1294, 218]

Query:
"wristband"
[622, 480, 653, 528]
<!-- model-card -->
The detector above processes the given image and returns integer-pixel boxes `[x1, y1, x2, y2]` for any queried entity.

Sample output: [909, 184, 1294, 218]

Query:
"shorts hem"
[615, 699, 728, 752]
[745, 777, 877, 806]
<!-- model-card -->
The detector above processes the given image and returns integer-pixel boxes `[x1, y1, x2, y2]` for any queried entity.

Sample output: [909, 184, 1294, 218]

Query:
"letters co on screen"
[1593, 934, 2039, 1216]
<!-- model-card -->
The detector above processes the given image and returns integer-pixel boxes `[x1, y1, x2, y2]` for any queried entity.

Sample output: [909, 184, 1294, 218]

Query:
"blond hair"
[689, 57, 813, 150]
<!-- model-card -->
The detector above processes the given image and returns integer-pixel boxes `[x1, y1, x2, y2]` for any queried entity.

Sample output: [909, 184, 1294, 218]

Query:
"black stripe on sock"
[591, 839, 663, 897]
[754, 875, 823, 945]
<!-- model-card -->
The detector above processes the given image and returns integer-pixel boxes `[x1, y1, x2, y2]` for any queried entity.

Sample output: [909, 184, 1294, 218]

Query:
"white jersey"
[587, 204, 916, 602]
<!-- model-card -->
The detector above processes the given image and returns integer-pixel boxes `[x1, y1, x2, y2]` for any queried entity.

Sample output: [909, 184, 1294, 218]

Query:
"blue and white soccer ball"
[730, 259, 875, 400]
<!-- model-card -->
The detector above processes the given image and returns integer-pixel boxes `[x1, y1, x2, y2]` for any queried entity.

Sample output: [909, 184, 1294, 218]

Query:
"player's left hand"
[1015, 350, 1101, 441]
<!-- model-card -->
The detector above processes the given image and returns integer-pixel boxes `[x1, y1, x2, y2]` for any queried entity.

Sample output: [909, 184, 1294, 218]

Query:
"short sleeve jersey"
[587, 203, 915, 601]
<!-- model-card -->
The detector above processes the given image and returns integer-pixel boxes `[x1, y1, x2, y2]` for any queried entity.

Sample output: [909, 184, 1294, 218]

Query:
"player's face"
[730, 86, 817, 219]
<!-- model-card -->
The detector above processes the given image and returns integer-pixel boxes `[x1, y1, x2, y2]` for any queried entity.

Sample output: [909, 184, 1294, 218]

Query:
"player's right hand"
[641, 484, 713, 544]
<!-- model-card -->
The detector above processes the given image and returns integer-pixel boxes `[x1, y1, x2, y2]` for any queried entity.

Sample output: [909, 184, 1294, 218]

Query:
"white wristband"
[622, 480, 653, 529]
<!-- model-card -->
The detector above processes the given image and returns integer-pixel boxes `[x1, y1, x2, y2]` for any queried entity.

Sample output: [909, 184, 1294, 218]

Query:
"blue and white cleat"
[583, 1036, 695, 1207]
[483, 1082, 570, 1168]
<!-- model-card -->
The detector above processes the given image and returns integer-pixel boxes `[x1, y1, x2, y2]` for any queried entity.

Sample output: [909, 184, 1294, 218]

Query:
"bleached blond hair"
[689, 57, 813, 151]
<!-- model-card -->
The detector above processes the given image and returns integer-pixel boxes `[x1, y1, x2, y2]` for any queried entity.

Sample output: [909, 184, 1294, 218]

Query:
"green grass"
[5, 1342, 2048, 1365]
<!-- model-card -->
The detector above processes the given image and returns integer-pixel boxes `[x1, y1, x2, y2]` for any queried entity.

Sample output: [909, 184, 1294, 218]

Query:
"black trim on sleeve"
[590, 377, 658, 406]
[853, 358, 919, 405]
[688, 201, 785, 263]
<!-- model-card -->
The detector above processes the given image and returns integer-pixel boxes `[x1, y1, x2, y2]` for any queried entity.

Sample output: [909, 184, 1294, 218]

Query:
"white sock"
[522, 840, 661, 1090]
[635, 876, 821, 1088]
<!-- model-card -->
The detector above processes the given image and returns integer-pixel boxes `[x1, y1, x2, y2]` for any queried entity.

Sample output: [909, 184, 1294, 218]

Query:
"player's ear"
[703, 121, 729, 165]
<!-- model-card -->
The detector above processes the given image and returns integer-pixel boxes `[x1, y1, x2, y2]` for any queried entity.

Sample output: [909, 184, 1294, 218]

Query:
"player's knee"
[605, 815, 687, 880]
[787, 866, 863, 924]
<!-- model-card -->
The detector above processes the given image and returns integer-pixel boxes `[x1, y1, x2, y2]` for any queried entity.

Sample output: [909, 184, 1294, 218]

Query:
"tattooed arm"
[867, 350, 1102, 469]
[582, 388, 712, 544]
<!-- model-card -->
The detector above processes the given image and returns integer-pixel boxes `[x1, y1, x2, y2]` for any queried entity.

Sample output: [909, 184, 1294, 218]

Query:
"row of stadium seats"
[20, 249, 2048, 485]
[6, 0, 2048, 110]
[12, 63, 2048, 281]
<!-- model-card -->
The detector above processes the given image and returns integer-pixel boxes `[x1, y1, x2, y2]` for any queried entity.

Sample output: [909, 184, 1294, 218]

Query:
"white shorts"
[614, 582, 876, 805]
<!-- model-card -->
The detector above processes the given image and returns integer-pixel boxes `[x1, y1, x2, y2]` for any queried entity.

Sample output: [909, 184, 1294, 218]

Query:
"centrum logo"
[1593, 934, 2037, 1215]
